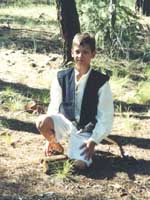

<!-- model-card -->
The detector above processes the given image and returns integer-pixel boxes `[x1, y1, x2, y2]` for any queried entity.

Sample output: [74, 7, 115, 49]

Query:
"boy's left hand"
[80, 140, 96, 160]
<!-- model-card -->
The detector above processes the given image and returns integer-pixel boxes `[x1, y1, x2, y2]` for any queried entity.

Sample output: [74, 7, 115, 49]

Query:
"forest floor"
[0, 4, 150, 200]
[0, 39, 150, 200]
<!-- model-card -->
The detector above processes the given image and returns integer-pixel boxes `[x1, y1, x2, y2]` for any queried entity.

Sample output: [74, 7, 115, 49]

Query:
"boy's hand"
[80, 140, 96, 160]
[44, 141, 64, 156]
[44, 141, 53, 156]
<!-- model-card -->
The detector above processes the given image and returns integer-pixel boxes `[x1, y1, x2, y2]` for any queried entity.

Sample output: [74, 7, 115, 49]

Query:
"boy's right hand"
[44, 141, 64, 156]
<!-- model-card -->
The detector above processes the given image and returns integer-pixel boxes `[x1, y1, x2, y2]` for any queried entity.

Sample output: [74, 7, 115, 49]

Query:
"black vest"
[57, 67, 109, 129]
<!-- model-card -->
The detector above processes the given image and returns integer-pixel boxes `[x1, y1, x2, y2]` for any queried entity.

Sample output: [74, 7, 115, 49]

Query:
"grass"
[84, 52, 149, 106]
[0, 3, 149, 199]
[0, 4, 59, 51]
[32, 90, 50, 105]
[54, 160, 74, 180]
[0, 87, 25, 111]
[123, 112, 140, 132]
[0, 4, 57, 29]
[1, 132, 15, 146]
[110, 76, 129, 100]
[115, 103, 124, 114]
[144, 64, 150, 78]
[0, 86, 49, 113]
[136, 81, 150, 104]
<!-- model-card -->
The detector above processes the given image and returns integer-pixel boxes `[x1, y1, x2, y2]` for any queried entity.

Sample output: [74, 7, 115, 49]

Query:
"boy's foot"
[73, 160, 87, 170]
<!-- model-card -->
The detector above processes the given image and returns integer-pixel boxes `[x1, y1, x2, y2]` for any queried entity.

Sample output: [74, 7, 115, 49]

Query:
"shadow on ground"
[79, 151, 150, 181]
[108, 135, 150, 149]
[0, 79, 49, 102]
[0, 26, 62, 54]
[114, 100, 150, 113]
[0, 116, 38, 134]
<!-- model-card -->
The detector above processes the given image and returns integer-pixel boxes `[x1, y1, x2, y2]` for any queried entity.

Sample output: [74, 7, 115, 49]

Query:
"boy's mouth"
[77, 59, 84, 62]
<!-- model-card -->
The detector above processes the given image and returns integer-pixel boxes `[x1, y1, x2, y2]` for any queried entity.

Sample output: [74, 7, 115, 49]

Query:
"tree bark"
[143, 0, 150, 16]
[135, 0, 150, 16]
[55, 0, 80, 64]
[109, 0, 116, 29]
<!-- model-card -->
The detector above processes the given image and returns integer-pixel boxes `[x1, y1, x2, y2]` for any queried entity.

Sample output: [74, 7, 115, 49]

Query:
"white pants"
[50, 113, 92, 166]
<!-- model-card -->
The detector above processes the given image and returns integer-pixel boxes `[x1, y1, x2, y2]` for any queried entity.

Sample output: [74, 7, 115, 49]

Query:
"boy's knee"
[36, 114, 54, 132]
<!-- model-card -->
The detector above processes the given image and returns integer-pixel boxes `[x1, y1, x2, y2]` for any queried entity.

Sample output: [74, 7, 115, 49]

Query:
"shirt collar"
[75, 67, 92, 83]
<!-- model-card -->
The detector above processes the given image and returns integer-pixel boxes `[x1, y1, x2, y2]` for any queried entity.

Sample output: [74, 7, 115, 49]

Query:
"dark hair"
[72, 33, 96, 52]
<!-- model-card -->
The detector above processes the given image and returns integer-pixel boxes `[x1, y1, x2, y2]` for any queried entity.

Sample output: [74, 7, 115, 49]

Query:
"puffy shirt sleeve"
[89, 81, 114, 144]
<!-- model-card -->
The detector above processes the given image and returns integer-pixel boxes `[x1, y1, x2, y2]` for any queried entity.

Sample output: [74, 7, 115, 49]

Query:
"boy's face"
[71, 44, 96, 68]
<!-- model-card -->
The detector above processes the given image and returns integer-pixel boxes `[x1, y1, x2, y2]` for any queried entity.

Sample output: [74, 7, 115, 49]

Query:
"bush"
[76, 0, 147, 59]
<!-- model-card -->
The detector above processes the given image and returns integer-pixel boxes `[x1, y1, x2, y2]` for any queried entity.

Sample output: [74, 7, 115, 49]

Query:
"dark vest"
[57, 67, 109, 129]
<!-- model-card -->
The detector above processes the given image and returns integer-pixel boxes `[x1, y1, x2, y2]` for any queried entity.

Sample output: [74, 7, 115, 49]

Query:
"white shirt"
[47, 68, 114, 144]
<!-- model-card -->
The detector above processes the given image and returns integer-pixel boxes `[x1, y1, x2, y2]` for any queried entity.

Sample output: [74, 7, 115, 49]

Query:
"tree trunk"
[135, 0, 150, 16]
[109, 0, 116, 29]
[143, 0, 150, 16]
[55, 0, 80, 65]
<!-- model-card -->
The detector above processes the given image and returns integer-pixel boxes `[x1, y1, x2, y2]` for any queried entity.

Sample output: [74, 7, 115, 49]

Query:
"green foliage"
[76, 0, 147, 59]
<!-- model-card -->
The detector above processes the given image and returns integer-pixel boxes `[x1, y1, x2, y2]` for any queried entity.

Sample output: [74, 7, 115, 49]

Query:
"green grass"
[144, 65, 150, 78]
[54, 160, 74, 180]
[1, 132, 14, 145]
[136, 81, 150, 104]
[0, 4, 58, 33]
[0, 87, 26, 111]
[110, 76, 129, 99]
[0, 4, 59, 52]
[124, 112, 140, 131]
[30, 90, 50, 105]
[0, 85, 50, 112]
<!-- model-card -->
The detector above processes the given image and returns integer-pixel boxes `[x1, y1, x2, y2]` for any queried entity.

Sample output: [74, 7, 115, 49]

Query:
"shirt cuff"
[87, 137, 99, 145]
[89, 131, 110, 145]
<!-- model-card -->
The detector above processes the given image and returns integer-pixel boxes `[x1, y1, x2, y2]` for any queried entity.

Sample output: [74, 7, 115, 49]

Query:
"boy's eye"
[75, 50, 89, 54]
[83, 50, 88, 54]
[75, 50, 80, 54]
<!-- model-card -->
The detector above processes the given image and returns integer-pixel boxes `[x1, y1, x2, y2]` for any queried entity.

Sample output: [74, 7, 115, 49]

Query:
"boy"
[36, 33, 114, 170]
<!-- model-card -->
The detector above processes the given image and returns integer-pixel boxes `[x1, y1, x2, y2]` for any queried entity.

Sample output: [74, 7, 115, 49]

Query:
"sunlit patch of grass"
[0, 4, 58, 31]
[124, 112, 141, 132]
[136, 81, 150, 104]
[0, 86, 49, 112]
[0, 4, 57, 21]
[54, 160, 74, 180]
[7, 98, 24, 111]
[112, 67, 128, 78]
[143, 65, 150, 78]
[110, 76, 129, 99]
[1, 132, 13, 145]
[0, 86, 27, 111]
[125, 90, 137, 104]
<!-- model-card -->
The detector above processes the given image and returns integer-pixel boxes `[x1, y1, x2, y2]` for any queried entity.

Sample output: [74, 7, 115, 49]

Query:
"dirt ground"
[0, 48, 150, 200]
